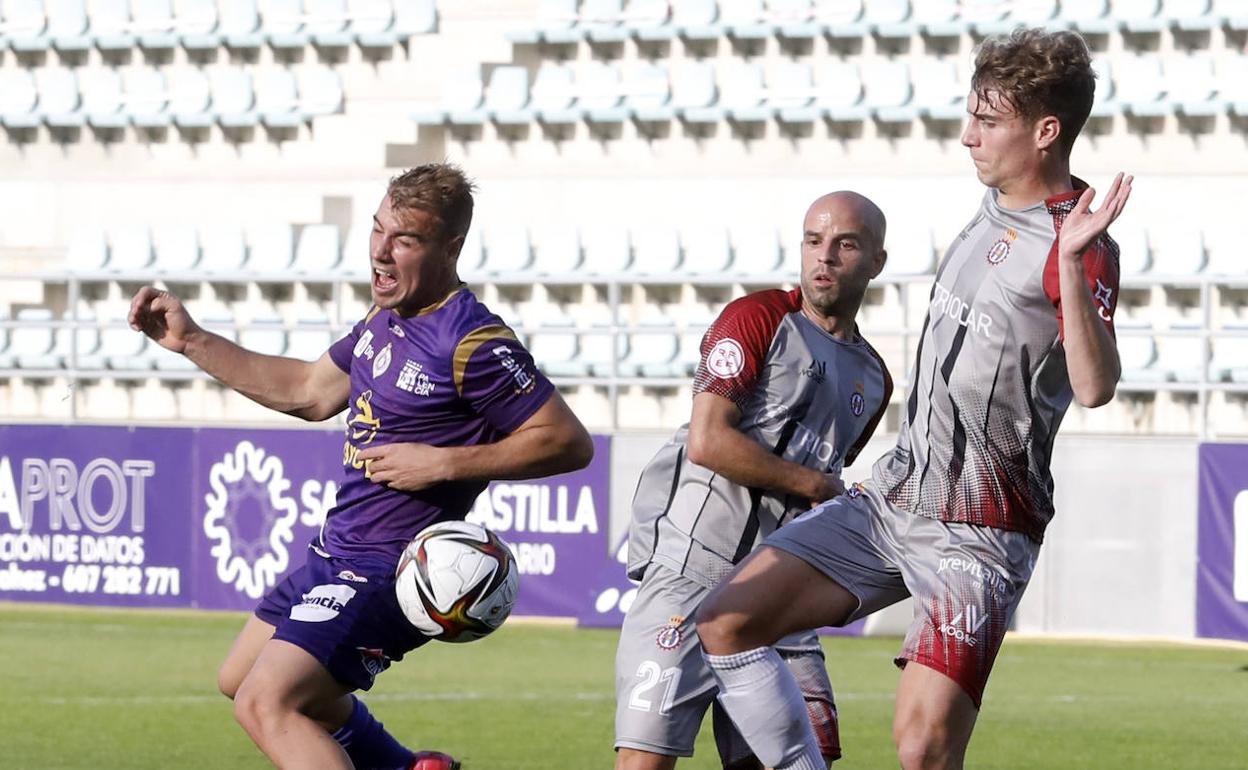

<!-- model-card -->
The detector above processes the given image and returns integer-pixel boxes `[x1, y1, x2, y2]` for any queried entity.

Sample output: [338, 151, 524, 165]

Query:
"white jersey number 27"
[628, 661, 682, 715]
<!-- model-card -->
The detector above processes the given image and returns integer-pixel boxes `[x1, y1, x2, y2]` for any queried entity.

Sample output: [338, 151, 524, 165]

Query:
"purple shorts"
[256, 546, 428, 691]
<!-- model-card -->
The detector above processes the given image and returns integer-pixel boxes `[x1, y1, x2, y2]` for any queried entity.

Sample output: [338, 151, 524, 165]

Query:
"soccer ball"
[394, 520, 519, 643]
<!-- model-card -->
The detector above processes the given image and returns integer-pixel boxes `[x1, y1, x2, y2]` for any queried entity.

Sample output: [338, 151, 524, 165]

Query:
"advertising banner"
[0, 425, 611, 621]
[1196, 443, 1248, 642]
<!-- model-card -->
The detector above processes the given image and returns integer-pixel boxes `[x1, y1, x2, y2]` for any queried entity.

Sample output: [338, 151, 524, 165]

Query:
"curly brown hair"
[386, 163, 476, 242]
[971, 28, 1096, 154]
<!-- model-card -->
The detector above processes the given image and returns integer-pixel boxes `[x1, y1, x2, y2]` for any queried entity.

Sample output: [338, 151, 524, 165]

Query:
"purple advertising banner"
[0, 425, 611, 621]
[1196, 443, 1248, 642]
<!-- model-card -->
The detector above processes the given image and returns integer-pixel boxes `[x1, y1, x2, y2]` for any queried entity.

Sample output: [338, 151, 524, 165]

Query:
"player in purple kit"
[128, 163, 594, 770]
[693, 29, 1132, 770]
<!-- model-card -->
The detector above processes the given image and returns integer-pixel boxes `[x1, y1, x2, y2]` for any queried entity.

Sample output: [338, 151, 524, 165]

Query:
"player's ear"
[445, 233, 465, 261]
[1035, 115, 1061, 151]
[871, 247, 887, 279]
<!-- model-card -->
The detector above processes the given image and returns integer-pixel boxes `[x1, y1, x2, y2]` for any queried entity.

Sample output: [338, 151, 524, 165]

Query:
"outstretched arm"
[127, 286, 350, 421]
[1058, 173, 1133, 408]
[358, 391, 594, 490]
[686, 392, 843, 506]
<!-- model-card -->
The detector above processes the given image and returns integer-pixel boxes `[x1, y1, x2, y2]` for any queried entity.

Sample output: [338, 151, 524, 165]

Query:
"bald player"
[613, 192, 894, 770]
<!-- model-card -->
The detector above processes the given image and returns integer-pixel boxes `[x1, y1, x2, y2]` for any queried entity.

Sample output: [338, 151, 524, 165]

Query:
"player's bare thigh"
[893, 663, 978, 770]
[696, 545, 857, 655]
[615, 747, 678, 770]
[218, 614, 277, 699]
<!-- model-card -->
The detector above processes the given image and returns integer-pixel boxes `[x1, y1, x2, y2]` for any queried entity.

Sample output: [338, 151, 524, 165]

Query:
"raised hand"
[1059, 172, 1134, 263]
[127, 286, 202, 354]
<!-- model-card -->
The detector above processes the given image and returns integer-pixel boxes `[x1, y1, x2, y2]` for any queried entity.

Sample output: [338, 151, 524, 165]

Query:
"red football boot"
[408, 751, 461, 770]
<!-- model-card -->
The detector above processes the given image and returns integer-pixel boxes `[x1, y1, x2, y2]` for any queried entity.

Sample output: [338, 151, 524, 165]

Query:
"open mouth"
[372, 267, 398, 294]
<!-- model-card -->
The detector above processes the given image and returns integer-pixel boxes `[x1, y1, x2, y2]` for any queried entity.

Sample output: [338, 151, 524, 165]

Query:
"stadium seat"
[285, 318, 335, 361]
[670, 61, 719, 123]
[133, 0, 179, 49]
[298, 67, 344, 117]
[911, 0, 962, 38]
[582, 327, 629, 377]
[581, 223, 632, 274]
[35, 68, 84, 129]
[732, 224, 783, 274]
[457, 226, 485, 273]
[1219, 55, 1248, 119]
[719, 61, 769, 123]
[239, 315, 288, 356]
[4, 0, 49, 51]
[624, 0, 671, 40]
[815, 0, 867, 38]
[46, 0, 91, 51]
[786, 60, 864, 123]
[772, 0, 821, 39]
[1201, 224, 1246, 277]
[982, 0, 1060, 34]
[78, 68, 127, 129]
[1116, 321, 1162, 383]
[125, 69, 170, 128]
[293, 223, 341, 273]
[1209, 323, 1248, 383]
[632, 226, 682, 274]
[484, 224, 532, 274]
[582, 0, 627, 42]
[620, 320, 681, 377]
[720, 0, 772, 39]
[0, 70, 40, 129]
[211, 69, 258, 128]
[304, 0, 351, 47]
[412, 66, 482, 125]
[247, 222, 295, 273]
[108, 225, 154, 272]
[89, 0, 136, 50]
[391, 0, 435, 39]
[100, 315, 153, 371]
[1112, 222, 1151, 276]
[477, 66, 530, 126]
[910, 58, 964, 121]
[176, 0, 221, 50]
[10, 308, 61, 370]
[530, 63, 580, 125]
[671, 0, 718, 40]
[681, 224, 733, 274]
[1148, 226, 1205, 276]
[675, 327, 707, 375]
[882, 225, 935, 275]
[219, 0, 263, 48]
[1089, 58, 1115, 118]
[1209, 0, 1248, 31]
[67, 227, 109, 272]
[507, 0, 580, 44]
[168, 69, 215, 128]
[151, 224, 201, 273]
[619, 61, 671, 122]
[1166, 55, 1219, 118]
[349, 0, 396, 48]
[529, 318, 585, 377]
[1058, 0, 1111, 33]
[61, 309, 101, 370]
[255, 69, 304, 127]
[581, 61, 627, 124]
[263, 0, 310, 49]
[1117, 55, 1167, 118]
[1115, 0, 1165, 33]
[766, 60, 815, 115]
[531, 225, 582, 275]
[1156, 321, 1206, 383]
[864, 60, 915, 123]
[869, 0, 915, 38]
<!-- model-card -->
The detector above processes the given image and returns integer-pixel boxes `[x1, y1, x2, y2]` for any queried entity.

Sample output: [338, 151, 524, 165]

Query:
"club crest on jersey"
[656, 616, 685, 650]
[1093, 279, 1114, 322]
[986, 228, 1018, 265]
[850, 381, 866, 416]
[337, 570, 369, 584]
[357, 647, 392, 678]
[373, 342, 393, 378]
[846, 482, 865, 498]
[707, 338, 745, 378]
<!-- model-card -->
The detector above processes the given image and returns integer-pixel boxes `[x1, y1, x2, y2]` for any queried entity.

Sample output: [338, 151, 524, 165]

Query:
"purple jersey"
[322, 287, 555, 561]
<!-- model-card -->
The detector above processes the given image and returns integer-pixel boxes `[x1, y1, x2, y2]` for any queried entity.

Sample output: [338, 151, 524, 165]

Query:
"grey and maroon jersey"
[322, 287, 554, 561]
[629, 288, 893, 589]
[872, 182, 1120, 543]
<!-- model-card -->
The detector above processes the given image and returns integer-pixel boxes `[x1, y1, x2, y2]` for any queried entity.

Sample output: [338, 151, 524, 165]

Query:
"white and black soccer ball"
[394, 520, 519, 643]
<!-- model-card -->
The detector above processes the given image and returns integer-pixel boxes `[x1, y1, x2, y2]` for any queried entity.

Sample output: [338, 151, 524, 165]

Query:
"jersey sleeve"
[1043, 235, 1120, 340]
[693, 291, 795, 411]
[328, 309, 379, 373]
[454, 325, 556, 433]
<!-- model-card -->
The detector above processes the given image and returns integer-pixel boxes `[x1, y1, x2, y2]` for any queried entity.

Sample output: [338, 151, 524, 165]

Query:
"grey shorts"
[766, 483, 1040, 707]
[614, 563, 838, 762]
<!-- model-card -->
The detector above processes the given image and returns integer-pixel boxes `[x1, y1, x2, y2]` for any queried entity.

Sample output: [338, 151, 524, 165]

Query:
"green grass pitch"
[1, 603, 1246, 769]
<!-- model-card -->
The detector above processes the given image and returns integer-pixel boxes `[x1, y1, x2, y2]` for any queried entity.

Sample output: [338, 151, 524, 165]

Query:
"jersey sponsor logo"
[938, 603, 989, 647]
[655, 615, 685, 650]
[396, 359, 436, 396]
[937, 556, 1009, 598]
[706, 338, 745, 378]
[337, 569, 369, 584]
[1093, 279, 1114, 322]
[372, 342, 393, 378]
[791, 422, 842, 470]
[930, 283, 994, 339]
[344, 391, 381, 473]
[492, 344, 536, 394]
[357, 647, 392, 679]
[353, 329, 375, 360]
[986, 228, 1018, 265]
[290, 583, 357, 622]
[801, 360, 827, 384]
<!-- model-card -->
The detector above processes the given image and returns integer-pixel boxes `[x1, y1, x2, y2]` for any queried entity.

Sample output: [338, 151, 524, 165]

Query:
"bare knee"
[893, 718, 964, 770]
[232, 679, 284, 738]
[694, 589, 753, 655]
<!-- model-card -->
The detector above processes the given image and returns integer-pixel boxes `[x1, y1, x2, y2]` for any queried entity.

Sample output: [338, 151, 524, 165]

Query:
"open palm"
[1060, 172, 1134, 262]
